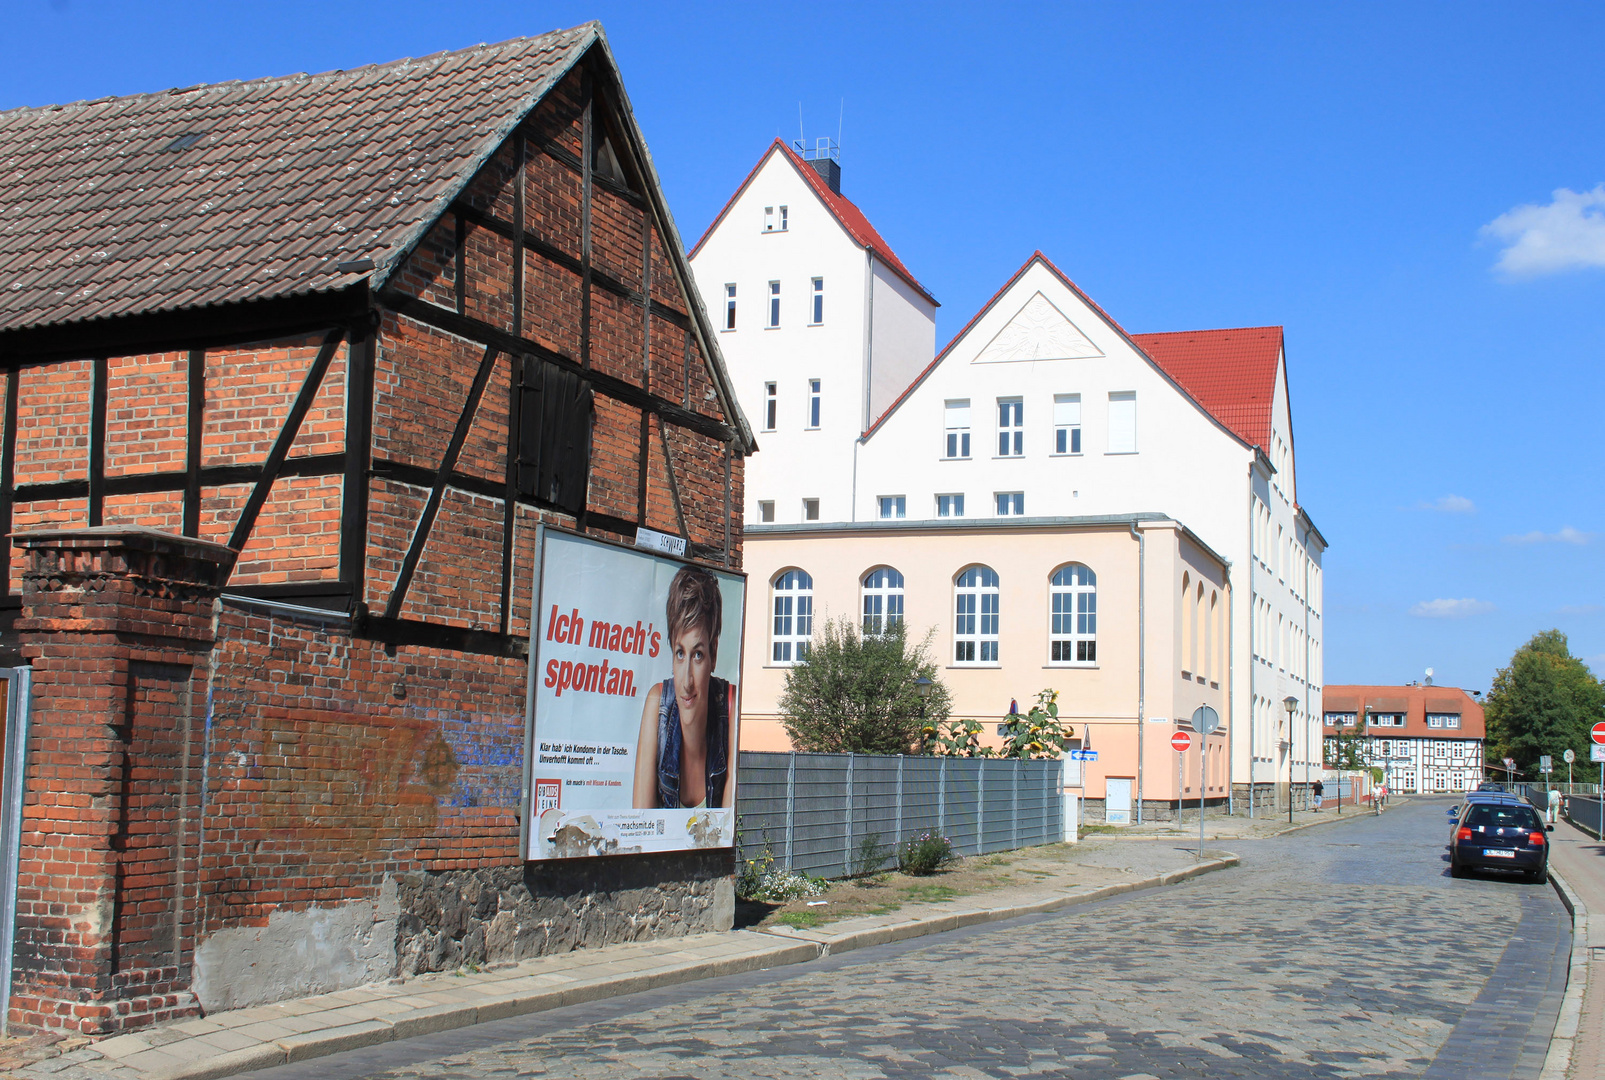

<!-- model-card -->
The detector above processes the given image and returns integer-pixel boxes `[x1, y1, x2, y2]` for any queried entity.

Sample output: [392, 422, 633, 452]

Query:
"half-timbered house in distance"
[0, 22, 753, 1033]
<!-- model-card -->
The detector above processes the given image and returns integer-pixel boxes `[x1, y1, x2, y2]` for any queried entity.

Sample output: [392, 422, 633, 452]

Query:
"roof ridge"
[0, 24, 596, 118]
[1133, 324, 1283, 337]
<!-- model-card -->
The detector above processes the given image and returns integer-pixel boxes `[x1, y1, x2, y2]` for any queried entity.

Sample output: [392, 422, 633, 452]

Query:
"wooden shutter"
[516, 358, 594, 515]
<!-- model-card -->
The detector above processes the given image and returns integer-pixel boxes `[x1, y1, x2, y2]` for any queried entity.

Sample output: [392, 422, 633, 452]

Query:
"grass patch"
[901, 882, 959, 904]
[866, 901, 903, 915]
[1080, 824, 1122, 834]
[776, 911, 825, 929]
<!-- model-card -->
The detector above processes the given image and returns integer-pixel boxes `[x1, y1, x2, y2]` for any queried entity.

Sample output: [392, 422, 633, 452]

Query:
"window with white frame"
[802, 497, 819, 521]
[997, 398, 1023, 456]
[757, 500, 774, 523]
[1324, 712, 1357, 727]
[1053, 393, 1081, 454]
[1426, 713, 1461, 729]
[1050, 563, 1097, 663]
[862, 567, 905, 635]
[954, 566, 1000, 663]
[877, 495, 906, 519]
[768, 281, 781, 327]
[995, 492, 1024, 516]
[937, 493, 965, 518]
[811, 277, 823, 324]
[779, 205, 789, 231]
[771, 570, 813, 663]
[807, 378, 821, 428]
[944, 400, 971, 458]
[724, 284, 736, 330]
[1107, 391, 1137, 453]
[763, 206, 775, 232]
[762, 381, 776, 431]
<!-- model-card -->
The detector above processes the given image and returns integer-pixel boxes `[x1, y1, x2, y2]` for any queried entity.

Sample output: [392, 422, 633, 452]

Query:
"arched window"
[1050, 563, 1097, 663]
[771, 570, 814, 664]
[1181, 572, 1192, 673]
[954, 566, 1000, 663]
[862, 567, 905, 635]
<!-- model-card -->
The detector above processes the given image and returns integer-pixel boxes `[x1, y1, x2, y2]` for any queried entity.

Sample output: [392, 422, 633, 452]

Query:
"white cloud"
[1482, 184, 1605, 277]
[1558, 604, 1605, 617]
[1410, 598, 1495, 618]
[1419, 494, 1475, 514]
[1504, 526, 1591, 545]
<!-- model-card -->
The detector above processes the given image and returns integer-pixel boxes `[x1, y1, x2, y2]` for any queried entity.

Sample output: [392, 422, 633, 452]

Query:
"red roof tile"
[690, 139, 937, 307]
[1129, 327, 1283, 451]
[1322, 685, 1486, 741]
[0, 25, 596, 332]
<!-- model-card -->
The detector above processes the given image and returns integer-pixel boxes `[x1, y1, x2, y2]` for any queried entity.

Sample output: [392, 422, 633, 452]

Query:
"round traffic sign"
[1192, 705, 1220, 736]
[1565, 748, 1576, 763]
[1592, 721, 1605, 746]
[1171, 731, 1193, 752]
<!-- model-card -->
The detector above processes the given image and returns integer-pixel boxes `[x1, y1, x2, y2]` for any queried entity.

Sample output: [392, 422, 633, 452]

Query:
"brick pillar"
[8, 527, 232, 1035]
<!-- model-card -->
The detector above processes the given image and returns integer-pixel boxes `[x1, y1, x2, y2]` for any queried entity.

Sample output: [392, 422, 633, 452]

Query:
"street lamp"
[914, 677, 934, 752]
[1283, 695, 1299, 824]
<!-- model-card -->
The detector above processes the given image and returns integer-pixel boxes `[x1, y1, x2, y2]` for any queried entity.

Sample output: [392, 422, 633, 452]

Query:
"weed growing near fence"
[852, 832, 893, 876]
[899, 831, 955, 875]
[736, 839, 826, 903]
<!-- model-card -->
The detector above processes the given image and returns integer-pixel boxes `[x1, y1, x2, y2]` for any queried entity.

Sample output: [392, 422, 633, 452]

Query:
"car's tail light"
[1529, 831, 1546, 846]
[1456, 827, 1473, 842]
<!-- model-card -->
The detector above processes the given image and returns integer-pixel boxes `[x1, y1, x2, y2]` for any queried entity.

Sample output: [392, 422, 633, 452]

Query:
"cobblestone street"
[249, 798, 1570, 1080]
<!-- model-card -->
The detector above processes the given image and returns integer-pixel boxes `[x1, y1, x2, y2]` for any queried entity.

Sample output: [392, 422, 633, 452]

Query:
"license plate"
[1483, 849, 1516, 858]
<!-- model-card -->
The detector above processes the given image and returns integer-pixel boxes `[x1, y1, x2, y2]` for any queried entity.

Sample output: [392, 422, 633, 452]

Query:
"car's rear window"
[1466, 804, 1541, 829]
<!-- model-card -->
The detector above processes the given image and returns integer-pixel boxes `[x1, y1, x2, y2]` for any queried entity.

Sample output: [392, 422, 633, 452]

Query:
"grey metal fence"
[735, 751, 1064, 879]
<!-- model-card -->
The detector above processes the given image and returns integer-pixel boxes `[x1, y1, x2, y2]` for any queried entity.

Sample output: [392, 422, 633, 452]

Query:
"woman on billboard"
[632, 565, 737, 809]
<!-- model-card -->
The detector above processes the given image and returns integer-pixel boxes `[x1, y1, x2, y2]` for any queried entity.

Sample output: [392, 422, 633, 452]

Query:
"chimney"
[796, 137, 841, 195]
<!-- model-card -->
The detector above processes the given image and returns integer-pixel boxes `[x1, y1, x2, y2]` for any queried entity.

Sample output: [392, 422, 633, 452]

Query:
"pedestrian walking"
[1312, 778, 1324, 811]
[1547, 787, 1561, 824]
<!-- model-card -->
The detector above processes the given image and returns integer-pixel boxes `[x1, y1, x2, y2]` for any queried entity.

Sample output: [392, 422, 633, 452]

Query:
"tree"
[1325, 712, 1370, 772]
[778, 618, 951, 754]
[931, 689, 1073, 759]
[1485, 630, 1605, 777]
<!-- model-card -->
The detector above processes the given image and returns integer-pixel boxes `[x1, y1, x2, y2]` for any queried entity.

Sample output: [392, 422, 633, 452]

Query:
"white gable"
[973, 291, 1103, 363]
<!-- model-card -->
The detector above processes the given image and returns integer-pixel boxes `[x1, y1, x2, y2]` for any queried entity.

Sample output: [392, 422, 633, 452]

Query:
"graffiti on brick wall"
[427, 709, 523, 809]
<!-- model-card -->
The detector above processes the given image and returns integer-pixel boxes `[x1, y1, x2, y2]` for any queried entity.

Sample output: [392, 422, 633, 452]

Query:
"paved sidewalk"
[1097, 796, 1397, 841]
[3, 844, 1240, 1080]
[1544, 817, 1603, 1079]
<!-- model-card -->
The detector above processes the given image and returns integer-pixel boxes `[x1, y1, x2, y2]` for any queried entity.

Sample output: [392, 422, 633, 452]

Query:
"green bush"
[899, 831, 954, 875]
[736, 838, 826, 902]
[852, 832, 893, 876]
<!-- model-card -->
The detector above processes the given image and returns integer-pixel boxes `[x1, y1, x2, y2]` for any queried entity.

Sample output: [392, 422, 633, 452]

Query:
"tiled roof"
[690, 139, 937, 307]
[1129, 326, 1283, 450]
[0, 24, 595, 332]
[1322, 684, 1487, 740]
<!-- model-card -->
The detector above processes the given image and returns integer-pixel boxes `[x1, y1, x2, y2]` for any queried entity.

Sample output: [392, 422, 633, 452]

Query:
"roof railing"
[794, 136, 839, 163]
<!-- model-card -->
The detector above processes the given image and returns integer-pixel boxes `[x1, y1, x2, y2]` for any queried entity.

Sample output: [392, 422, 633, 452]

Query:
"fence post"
[938, 756, 947, 837]
[784, 752, 796, 869]
[895, 754, 905, 849]
[1012, 759, 1021, 849]
[845, 752, 855, 874]
[977, 759, 986, 855]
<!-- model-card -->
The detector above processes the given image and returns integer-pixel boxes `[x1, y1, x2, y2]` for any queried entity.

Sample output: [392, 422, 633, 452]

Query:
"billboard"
[522, 527, 745, 860]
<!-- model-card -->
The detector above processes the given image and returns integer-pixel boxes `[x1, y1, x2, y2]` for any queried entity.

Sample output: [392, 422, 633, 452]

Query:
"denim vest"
[656, 676, 730, 809]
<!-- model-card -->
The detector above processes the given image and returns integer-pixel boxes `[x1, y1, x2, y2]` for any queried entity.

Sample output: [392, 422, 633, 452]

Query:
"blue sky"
[5, 1, 1602, 691]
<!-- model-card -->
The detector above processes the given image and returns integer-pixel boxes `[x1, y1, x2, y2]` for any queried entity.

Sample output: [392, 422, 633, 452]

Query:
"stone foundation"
[394, 850, 735, 975]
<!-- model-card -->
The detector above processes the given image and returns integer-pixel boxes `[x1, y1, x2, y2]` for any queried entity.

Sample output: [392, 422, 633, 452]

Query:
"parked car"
[1446, 791, 1526, 840]
[1475, 781, 1508, 793]
[1448, 800, 1552, 882]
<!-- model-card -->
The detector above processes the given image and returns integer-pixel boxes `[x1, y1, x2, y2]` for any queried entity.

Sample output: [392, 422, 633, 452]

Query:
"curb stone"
[1540, 867, 1588, 1080]
[100, 856, 1239, 1080]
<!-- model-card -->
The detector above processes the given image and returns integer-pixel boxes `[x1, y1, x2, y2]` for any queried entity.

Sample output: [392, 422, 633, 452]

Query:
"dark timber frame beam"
[184, 348, 204, 537]
[383, 344, 500, 621]
[227, 329, 344, 553]
[341, 322, 376, 616]
[87, 356, 107, 525]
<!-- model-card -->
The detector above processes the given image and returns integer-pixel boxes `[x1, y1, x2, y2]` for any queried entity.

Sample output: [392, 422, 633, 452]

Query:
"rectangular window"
[994, 492, 1024, 516]
[724, 284, 736, 330]
[803, 497, 819, 521]
[768, 281, 781, 328]
[779, 205, 788, 231]
[997, 398, 1023, 456]
[763, 206, 775, 232]
[944, 399, 971, 459]
[937, 493, 965, 517]
[807, 379, 821, 428]
[1426, 713, 1460, 729]
[1107, 391, 1137, 453]
[757, 500, 774, 523]
[762, 381, 777, 431]
[878, 495, 906, 520]
[811, 277, 823, 324]
[514, 357, 594, 515]
[1053, 393, 1082, 454]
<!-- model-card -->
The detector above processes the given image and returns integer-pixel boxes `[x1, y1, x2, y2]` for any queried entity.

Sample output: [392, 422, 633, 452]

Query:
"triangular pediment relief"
[972, 291, 1104, 363]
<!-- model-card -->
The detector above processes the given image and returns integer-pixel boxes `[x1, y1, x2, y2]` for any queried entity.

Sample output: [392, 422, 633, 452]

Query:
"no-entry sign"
[1592, 721, 1605, 746]
[1171, 731, 1194, 753]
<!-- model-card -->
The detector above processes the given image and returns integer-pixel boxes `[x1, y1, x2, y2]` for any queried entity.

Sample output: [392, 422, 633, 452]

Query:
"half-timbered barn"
[0, 23, 753, 1034]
